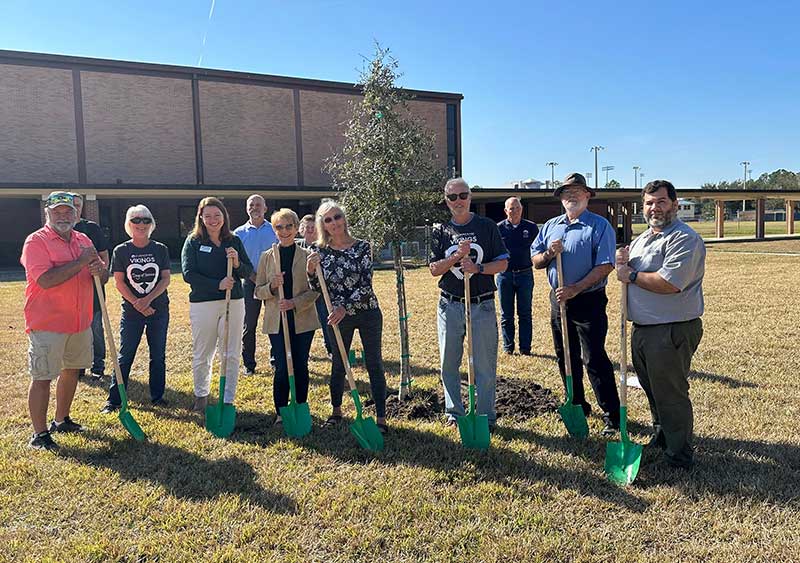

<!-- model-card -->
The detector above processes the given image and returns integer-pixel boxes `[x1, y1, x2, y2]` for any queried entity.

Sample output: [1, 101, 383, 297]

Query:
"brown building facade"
[0, 50, 462, 265]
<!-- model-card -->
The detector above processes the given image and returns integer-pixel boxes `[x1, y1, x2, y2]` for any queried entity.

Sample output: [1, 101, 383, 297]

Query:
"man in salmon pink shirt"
[20, 192, 108, 451]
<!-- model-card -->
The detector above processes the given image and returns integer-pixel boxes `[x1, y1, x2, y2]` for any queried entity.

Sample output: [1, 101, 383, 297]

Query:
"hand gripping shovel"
[274, 244, 312, 437]
[556, 252, 589, 438]
[205, 256, 237, 438]
[94, 275, 145, 441]
[604, 283, 643, 485]
[456, 272, 491, 450]
[316, 264, 383, 452]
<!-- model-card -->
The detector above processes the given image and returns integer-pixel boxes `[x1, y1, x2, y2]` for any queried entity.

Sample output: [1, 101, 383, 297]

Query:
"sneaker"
[444, 417, 457, 428]
[519, 350, 532, 356]
[49, 416, 84, 433]
[151, 397, 169, 407]
[100, 402, 120, 414]
[192, 396, 208, 413]
[90, 369, 105, 380]
[646, 431, 667, 450]
[29, 431, 59, 451]
[601, 421, 620, 437]
[244, 367, 256, 376]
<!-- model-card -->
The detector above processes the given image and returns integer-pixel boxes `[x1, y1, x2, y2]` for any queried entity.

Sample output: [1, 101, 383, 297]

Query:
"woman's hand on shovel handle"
[327, 306, 346, 326]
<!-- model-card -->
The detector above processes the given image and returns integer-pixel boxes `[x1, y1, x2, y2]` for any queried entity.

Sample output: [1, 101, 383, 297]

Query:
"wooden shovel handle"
[464, 271, 475, 387]
[620, 282, 628, 407]
[315, 263, 357, 392]
[273, 243, 294, 376]
[93, 275, 124, 390]
[555, 252, 573, 378]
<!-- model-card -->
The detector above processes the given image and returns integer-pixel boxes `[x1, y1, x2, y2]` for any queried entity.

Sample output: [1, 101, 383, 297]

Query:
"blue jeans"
[91, 309, 106, 372]
[496, 269, 533, 353]
[437, 295, 498, 424]
[108, 307, 169, 405]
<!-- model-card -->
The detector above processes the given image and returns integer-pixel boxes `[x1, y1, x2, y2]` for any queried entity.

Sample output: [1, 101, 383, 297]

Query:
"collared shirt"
[627, 219, 705, 325]
[233, 220, 278, 267]
[498, 218, 538, 271]
[20, 225, 94, 334]
[531, 209, 616, 292]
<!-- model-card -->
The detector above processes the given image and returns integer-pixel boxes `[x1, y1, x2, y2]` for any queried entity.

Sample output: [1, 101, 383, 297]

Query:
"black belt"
[441, 291, 495, 304]
[509, 266, 532, 273]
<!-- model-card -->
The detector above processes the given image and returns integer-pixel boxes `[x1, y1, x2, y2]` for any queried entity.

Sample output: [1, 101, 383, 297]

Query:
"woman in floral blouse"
[307, 200, 387, 433]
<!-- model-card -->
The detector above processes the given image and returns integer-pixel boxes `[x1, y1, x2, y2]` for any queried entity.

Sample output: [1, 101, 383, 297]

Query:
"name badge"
[199, 245, 213, 253]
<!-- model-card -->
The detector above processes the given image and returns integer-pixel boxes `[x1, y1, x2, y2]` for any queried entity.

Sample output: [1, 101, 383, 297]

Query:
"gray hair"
[314, 199, 349, 249]
[444, 178, 470, 193]
[124, 204, 156, 237]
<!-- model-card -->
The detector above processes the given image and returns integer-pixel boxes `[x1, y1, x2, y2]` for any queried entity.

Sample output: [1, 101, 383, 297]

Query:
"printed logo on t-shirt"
[126, 257, 159, 294]
[444, 240, 484, 281]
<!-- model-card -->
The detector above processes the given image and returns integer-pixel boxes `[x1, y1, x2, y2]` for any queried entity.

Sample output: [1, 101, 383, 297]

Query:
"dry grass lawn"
[1, 240, 799, 562]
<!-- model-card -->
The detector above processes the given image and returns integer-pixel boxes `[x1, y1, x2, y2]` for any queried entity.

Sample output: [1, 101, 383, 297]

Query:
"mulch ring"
[381, 376, 559, 421]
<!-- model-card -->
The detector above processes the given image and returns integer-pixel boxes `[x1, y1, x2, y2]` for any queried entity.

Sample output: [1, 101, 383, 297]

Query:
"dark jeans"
[91, 308, 106, 372]
[631, 318, 703, 466]
[549, 288, 620, 422]
[315, 296, 334, 355]
[242, 279, 267, 371]
[268, 318, 315, 413]
[329, 308, 387, 418]
[497, 269, 533, 353]
[108, 307, 169, 405]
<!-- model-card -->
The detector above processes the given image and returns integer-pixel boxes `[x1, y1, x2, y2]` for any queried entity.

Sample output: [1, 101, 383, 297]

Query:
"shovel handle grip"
[315, 263, 358, 392]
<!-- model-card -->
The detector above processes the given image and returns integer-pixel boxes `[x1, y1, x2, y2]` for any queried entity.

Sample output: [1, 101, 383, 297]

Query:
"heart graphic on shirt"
[445, 243, 484, 280]
[127, 263, 159, 294]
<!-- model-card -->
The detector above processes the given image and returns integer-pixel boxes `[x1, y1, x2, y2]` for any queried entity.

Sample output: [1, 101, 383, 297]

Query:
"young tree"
[325, 45, 447, 400]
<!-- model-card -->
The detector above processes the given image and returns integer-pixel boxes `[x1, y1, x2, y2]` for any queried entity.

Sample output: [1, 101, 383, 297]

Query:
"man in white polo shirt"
[616, 179, 705, 470]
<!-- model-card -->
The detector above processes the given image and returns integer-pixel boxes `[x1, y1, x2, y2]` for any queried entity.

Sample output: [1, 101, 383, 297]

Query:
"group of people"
[22, 173, 705, 470]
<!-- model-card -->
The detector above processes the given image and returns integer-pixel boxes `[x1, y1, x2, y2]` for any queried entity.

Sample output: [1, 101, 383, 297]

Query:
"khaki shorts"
[28, 328, 92, 381]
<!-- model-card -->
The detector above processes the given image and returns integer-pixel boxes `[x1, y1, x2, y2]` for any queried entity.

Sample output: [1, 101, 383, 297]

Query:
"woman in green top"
[181, 197, 253, 413]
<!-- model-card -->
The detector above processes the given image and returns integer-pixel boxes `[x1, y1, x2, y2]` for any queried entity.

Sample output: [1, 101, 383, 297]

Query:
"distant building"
[677, 198, 699, 221]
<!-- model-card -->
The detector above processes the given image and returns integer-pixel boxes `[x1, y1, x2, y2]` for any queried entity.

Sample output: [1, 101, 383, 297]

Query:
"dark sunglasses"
[323, 213, 344, 224]
[130, 217, 153, 224]
[274, 223, 296, 231]
[445, 192, 470, 202]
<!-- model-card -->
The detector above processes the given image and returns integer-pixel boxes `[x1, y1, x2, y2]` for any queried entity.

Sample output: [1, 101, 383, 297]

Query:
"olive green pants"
[631, 318, 703, 467]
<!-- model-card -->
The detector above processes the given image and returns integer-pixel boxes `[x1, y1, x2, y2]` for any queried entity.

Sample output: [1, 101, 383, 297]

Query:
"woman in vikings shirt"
[101, 205, 171, 413]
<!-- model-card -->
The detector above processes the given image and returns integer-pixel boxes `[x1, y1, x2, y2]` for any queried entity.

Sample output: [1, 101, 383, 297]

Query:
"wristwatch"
[478, 264, 485, 274]
[628, 270, 638, 284]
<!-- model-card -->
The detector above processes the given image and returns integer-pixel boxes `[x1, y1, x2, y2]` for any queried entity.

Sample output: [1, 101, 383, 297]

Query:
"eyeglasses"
[445, 192, 470, 202]
[323, 213, 344, 224]
[274, 223, 296, 231]
[46, 192, 75, 207]
[130, 217, 153, 224]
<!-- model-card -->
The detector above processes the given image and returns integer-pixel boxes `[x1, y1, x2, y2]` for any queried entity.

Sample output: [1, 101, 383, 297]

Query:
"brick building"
[0, 50, 463, 265]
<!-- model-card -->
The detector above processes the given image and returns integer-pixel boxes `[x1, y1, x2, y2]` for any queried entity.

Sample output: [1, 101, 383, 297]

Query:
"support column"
[787, 200, 795, 235]
[715, 200, 725, 238]
[39, 195, 47, 227]
[622, 201, 633, 245]
[83, 194, 99, 223]
[606, 202, 618, 238]
[755, 198, 765, 239]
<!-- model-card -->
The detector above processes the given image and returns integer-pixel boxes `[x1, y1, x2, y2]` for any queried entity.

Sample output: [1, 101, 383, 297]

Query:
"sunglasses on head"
[323, 213, 344, 224]
[46, 193, 75, 207]
[274, 223, 296, 231]
[130, 217, 153, 224]
[445, 192, 470, 202]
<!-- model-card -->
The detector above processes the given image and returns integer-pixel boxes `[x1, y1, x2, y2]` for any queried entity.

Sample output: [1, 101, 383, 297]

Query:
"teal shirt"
[181, 235, 253, 303]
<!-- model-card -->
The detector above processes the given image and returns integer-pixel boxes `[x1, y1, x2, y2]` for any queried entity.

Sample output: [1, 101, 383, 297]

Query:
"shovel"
[556, 252, 589, 438]
[316, 264, 383, 452]
[273, 244, 312, 437]
[604, 283, 643, 485]
[94, 275, 145, 441]
[456, 271, 491, 450]
[205, 256, 237, 438]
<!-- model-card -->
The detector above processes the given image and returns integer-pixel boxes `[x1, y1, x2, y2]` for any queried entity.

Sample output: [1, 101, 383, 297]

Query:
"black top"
[430, 214, 509, 297]
[181, 235, 253, 303]
[308, 240, 380, 315]
[497, 218, 539, 271]
[73, 218, 108, 311]
[277, 243, 296, 325]
[111, 240, 171, 315]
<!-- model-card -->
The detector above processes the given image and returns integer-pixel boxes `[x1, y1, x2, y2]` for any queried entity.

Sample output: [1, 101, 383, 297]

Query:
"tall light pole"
[546, 162, 558, 187]
[602, 165, 615, 187]
[633, 166, 640, 188]
[740, 161, 750, 212]
[590, 146, 605, 189]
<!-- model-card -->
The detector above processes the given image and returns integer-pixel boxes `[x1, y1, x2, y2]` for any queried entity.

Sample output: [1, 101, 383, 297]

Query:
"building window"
[447, 104, 458, 176]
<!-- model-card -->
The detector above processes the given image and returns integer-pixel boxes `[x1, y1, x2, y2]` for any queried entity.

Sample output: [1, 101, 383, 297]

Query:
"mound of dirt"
[382, 376, 559, 421]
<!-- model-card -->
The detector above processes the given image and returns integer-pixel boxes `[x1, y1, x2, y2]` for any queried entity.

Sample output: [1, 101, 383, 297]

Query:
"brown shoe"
[192, 396, 208, 413]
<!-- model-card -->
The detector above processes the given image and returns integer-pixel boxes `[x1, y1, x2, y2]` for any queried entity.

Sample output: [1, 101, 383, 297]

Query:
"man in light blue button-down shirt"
[531, 172, 620, 436]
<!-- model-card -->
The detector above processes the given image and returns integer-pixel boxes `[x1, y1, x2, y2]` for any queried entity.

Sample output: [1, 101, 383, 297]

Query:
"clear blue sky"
[2, 0, 798, 187]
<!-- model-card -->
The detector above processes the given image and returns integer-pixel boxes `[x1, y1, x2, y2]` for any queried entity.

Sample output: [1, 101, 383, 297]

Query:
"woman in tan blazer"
[254, 208, 320, 424]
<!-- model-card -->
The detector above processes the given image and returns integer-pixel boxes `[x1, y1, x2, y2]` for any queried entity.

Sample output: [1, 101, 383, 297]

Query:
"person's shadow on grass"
[62, 431, 296, 514]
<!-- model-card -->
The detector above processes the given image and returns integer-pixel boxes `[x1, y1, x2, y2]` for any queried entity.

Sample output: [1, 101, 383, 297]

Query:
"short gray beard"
[647, 208, 677, 229]
[48, 219, 75, 235]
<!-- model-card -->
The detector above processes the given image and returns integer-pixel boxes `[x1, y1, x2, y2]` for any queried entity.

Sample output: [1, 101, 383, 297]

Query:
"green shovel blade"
[457, 384, 490, 450]
[205, 377, 236, 438]
[280, 402, 312, 438]
[116, 383, 145, 441]
[604, 441, 643, 485]
[559, 375, 589, 438]
[348, 390, 383, 451]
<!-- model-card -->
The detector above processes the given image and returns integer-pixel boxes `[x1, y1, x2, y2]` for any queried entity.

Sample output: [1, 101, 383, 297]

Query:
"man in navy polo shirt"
[497, 197, 538, 355]
[233, 194, 277, 376]
[531, 172, 620, 435]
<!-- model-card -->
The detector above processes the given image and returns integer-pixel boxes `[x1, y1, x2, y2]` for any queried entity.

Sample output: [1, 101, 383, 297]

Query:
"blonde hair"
[314, 199, 349, 249]
[270, 208, 299, 228]
[124, 204, 156, 237]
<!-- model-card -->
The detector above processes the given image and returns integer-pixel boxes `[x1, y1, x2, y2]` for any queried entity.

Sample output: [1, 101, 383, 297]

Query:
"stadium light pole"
[602, 165, 615, 186]
[740, 161, 750, 212]
[633, 166, 640, 188]
[590, 146, 605, 189]
[546, 162, 558, 187]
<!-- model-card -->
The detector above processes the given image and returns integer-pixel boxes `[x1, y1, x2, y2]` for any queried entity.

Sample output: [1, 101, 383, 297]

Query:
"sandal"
[322, 415, 343, 428]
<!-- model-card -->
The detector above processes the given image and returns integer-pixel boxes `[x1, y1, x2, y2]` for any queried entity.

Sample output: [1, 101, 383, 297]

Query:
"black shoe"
[29, 431, 59, 451]
[77, 369, 86, 379]
[519, 350, 532, 356]
[646, 432, 667, 449]
[49, 416, 84, 433]
[100, 402, 120, 414]
[244, 367, 256, 376]
[580, 403, 592, 417]
[151, 397, 169, 407]
[664, 452, 694, 470]
[601, 413, 620, 436]
[503, 349, 514, 356]
[90, 369, 105, 380]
